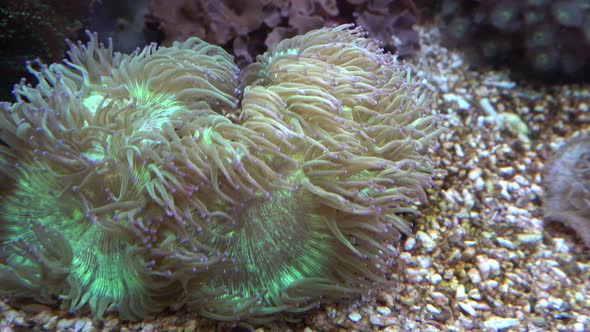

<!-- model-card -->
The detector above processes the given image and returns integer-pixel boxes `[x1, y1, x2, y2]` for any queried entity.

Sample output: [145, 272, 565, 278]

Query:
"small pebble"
[370, 314, 397, 326]
[454, 144, 464, 158]
[573, 322, 586, 332]
[417, 256, 432, 269]
[458, 301, 477, 317]
[473, 177, 485, 191]
[468, 168, 482, 181]
[456, 284, 466, 300]
[43, 316, 58, 330]
[30, 311, 52, 326]
[416, 231, 437, 252]
[468, 268, 482, 284]
[481, 280, 499, 290]
[496, 237, 517, 250]
[376, 306, 391, 316]
[468, 288, 481, 300]
[470, 301, 490, 311]
[56, 318, 76, 331]
[2, 310, 22, 324]
[483, 317, 519, 331]
[430, 273, 443, 285]
[404, 237, 417, 251]
[479, 98, 496, 116]
[443, 93, 470, 110]
[348, 311, 362, 322]
[498, 166, 515, 177]
[516, 233, 542, 244]
[430, 291, 449, 306]
[426, 304, 441, 315]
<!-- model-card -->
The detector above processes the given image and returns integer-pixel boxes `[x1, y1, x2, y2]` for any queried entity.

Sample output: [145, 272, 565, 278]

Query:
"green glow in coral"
[201, 171, 338, 310]
[82, 92, 106, 114]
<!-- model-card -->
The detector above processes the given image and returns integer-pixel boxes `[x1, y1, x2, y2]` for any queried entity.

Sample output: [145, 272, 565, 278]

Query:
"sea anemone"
[0, 25, 444, 322]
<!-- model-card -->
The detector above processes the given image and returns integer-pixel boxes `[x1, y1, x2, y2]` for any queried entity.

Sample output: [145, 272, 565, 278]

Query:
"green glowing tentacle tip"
[0, 24, 445, 322]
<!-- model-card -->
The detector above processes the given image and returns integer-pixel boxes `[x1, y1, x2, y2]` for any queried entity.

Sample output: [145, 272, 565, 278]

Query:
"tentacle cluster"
[0, 25, 444, 322]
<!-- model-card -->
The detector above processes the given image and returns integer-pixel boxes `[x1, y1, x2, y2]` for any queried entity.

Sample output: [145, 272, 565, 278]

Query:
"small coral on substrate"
[0, 25, 444, 322]
[544, 135, 590, 248]
[440, 0, 590, 82]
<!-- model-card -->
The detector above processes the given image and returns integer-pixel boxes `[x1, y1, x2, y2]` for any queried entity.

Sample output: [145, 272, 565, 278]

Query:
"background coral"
[146, 0, 422, 67]
[440, 0, 590, 82]
[0, 0, 163, 104]
[0, 25, 443, 322]
[543, 135, 590, 248]
[0, 0, 92, 101]
[85, 0, 163, 53]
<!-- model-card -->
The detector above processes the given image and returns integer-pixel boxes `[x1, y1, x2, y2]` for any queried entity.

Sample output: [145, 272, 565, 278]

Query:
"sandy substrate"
[1, 25, 589, 332]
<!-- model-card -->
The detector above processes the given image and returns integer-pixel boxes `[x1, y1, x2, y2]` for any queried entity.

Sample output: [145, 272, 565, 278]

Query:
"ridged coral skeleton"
[0, 25, 443, 322]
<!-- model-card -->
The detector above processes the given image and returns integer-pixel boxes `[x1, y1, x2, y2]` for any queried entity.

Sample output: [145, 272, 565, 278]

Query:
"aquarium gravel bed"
[1, 24, 589, 332]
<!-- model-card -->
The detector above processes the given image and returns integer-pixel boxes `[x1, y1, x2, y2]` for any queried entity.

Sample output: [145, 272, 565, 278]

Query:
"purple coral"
[146, 0, 422, 65]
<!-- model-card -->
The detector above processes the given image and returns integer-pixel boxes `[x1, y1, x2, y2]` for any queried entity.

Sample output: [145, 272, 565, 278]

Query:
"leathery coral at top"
[0, 24, 444, 322]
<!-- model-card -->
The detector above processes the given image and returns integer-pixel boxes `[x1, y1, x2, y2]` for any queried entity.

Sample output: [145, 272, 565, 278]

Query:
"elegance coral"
[0, 25, 443, 322]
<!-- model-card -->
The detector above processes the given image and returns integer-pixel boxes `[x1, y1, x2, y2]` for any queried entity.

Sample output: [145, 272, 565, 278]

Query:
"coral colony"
[441, 0, 590, 81]
[0, 25, 443, 322]
[148, 0, 421, 62]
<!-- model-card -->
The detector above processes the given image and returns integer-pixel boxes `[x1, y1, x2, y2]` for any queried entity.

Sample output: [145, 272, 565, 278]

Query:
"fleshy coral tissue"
[0, 24, 444, 322]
